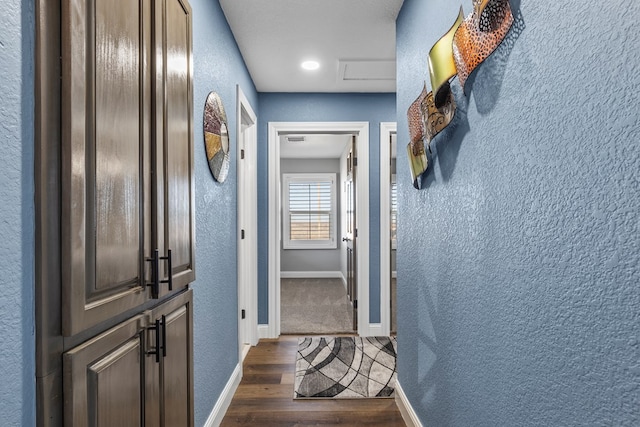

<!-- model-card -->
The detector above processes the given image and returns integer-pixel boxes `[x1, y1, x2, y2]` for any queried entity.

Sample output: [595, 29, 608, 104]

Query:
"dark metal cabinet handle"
[160, 315, 167, 358]
[163, 249, 172, 291]
[145, 315, 167, 363]
[146, 249, 160, 298]
[147, 249, 173, 298]
[146, 318, 161, 363]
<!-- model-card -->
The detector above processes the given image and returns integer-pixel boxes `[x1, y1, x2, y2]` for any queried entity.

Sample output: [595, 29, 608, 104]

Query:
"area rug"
[294, 336, 397, 399]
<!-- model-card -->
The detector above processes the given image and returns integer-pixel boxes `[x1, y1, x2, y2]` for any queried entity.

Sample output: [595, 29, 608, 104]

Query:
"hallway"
[221, 337, 405, 426]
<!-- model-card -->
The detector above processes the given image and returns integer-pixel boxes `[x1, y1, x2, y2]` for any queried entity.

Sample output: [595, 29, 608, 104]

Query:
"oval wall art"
[203, 91, 230, 183]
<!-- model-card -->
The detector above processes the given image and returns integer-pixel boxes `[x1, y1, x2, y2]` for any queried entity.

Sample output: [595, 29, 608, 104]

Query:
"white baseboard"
[240, 344, 251, 362]
[204, 363, 241, 427]
[257, 324, 271, 339]
[280, 271, 343, 279]
[395, 381, 423, 427]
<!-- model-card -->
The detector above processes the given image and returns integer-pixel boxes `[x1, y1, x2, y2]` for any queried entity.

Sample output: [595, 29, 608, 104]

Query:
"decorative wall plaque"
[203, 92, 229, 183]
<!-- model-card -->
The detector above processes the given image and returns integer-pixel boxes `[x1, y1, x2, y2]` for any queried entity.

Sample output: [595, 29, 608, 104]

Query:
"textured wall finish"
[257, 93, 396, 324]
[190, 1, 258, 425]
[0, 0, 35, 425]
[396, 0, 640, 425]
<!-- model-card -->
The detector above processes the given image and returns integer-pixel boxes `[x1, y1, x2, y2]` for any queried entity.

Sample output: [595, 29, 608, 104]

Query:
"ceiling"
[220, 0, 405, 93]
[279, 134, 352, 159]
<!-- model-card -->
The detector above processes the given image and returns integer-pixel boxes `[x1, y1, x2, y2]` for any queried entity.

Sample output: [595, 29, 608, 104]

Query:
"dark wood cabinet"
[36, 0, 194, 425]
[144, 291, 194, 426]
[64, 315, 146, 426]
[60, 0, 194, 335]
[64, 290, 193, 427]
[60, 0, 153, 337]
[153, 0, 196, 298]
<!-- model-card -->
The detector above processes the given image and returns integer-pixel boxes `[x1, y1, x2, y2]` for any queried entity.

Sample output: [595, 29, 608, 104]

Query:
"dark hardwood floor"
[221, 336, 406, 426]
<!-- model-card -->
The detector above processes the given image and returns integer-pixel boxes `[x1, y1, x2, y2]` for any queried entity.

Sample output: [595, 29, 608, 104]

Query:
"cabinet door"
[153, 0, 195, 300]
[145, 289, 194, 426]
[64, 315, 145, 426]
[61, 0, 153, 336]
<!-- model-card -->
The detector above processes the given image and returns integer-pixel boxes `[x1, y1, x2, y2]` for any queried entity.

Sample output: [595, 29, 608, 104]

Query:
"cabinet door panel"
[155, 0, 195, 297]
[163, 305, 190, 426]
[89, 340, 142, 425]
[94, 0, 142, 290]
[146, 289, 194, 426]
[64, 315, 145, 426]
[61, 0, 152, 336]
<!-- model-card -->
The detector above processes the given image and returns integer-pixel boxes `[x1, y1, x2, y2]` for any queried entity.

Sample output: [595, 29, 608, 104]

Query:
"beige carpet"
[281, 278, 354, 334]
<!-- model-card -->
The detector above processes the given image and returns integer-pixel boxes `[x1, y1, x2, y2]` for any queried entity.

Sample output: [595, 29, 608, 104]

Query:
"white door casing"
[267, 122, 371, 337]
[379, 122, 396, 336]
[237, 85, 258, 355]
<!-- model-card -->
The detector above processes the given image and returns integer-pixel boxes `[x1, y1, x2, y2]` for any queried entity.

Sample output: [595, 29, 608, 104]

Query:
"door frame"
[379, 122, 396, 336]
[267, 121, 371, 337]
[236, 86, 258, 355]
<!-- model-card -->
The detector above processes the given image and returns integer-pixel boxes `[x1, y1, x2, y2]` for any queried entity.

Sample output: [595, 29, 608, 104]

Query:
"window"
[283, 173, 337, 249]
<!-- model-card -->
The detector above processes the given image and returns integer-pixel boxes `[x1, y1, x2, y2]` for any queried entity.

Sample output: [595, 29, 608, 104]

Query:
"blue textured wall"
[396, 0, 640, 425]
[257, 93, 396, 324]
[0, 0, 35, 425]
[190, 1, 257, 425]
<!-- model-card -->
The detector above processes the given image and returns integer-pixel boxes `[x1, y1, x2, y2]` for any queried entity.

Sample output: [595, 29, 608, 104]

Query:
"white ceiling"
[220, 0, 404, 93]
[280, 134, 352, 159]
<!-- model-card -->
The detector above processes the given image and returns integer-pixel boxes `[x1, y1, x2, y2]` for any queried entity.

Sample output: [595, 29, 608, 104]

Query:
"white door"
[237, 87, 258, 356]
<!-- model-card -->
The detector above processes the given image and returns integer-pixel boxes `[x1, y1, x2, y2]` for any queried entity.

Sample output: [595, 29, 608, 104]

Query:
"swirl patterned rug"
[294, 336, 397, 399]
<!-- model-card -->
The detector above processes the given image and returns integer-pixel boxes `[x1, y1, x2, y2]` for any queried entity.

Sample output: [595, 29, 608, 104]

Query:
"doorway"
[279, 133, 355, 334]
[379, 122, 397, 336]
[267, 122, 371, 337]
[237, 86, 258, 360]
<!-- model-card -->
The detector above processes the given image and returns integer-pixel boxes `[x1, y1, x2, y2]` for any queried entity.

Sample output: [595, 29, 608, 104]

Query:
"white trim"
[269, 122, 370, 337]
[367, 323, 383, 337]
[280, 271, 344, 279]
[237, 85, 259, 349]
[240, 344, 251, 362]
[257, 324, 271, 339]
[204, 363, 242, 427]
[395, 381, 424, 427]
[379, 122, 396, 337]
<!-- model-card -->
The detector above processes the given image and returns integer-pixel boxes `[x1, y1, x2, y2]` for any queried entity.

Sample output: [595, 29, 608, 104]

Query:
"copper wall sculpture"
[423, 86, 456, 146]
[453, 0, 514, 91]
[407, 85, 429, 189]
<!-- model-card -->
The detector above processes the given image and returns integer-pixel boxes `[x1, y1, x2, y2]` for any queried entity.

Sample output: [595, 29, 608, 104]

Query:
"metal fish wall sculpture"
[406, 0, 514, 189]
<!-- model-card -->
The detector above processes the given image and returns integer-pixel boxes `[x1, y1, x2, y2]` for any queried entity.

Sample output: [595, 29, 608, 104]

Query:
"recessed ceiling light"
[301, 60, 320, 71]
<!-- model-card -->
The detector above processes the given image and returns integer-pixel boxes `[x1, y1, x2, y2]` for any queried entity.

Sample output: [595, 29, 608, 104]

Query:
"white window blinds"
[283, 173, 337, 249]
